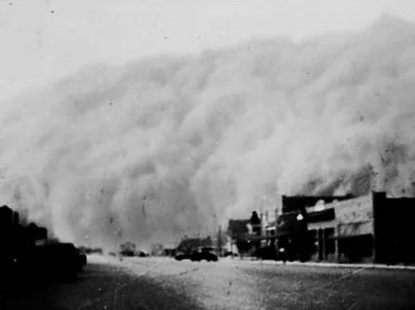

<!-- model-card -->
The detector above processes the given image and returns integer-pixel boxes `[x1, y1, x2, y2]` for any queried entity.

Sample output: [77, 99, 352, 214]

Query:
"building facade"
[278, 192, 415, 264]
[306, 194, 374, 263]
[228, 192, 415, 265]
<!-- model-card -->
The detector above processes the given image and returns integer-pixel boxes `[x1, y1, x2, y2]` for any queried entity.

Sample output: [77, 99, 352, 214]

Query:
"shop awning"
[337, 221, 373, 237]
[307, 208, 335, 223]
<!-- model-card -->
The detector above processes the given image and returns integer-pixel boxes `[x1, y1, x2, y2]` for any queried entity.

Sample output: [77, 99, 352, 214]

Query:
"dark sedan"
[175, 247, 218, 262]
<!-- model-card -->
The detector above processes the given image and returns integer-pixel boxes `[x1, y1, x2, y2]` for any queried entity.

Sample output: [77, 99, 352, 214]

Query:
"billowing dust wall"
[0, 17, 415, 250]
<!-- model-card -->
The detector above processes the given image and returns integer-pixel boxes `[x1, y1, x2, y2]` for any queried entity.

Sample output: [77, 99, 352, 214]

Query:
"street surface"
[1, 255, 415, 310]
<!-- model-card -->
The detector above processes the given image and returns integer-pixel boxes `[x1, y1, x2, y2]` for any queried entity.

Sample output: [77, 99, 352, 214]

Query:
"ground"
[1, 255, 415, 310]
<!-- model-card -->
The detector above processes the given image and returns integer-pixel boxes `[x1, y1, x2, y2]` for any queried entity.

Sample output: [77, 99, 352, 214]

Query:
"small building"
[227, 211, 277, 258]
[249, 211, 262, 235]
[227, 218, 252, 256]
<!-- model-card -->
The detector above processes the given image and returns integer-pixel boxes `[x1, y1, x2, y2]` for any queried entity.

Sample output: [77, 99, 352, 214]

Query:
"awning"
[337, 221, 373, 237]
[236, 234, 275, 242]
[307, 208, 335, 223]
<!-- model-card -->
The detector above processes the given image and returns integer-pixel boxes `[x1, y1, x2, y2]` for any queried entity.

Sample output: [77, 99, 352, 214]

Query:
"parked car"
[175, 247, 218, 262]
[174, 251, 192, 261]
[192, 247, 218, 262]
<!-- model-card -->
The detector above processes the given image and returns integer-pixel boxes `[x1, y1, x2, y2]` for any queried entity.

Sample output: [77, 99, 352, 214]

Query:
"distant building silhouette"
[0, 205, 86, 286]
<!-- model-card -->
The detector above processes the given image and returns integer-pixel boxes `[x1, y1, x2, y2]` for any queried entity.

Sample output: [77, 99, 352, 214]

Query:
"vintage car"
[175, 247, 218, 262]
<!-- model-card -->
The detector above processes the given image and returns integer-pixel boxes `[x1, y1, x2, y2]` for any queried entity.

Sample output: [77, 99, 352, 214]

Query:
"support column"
[335, 228, 339, 262]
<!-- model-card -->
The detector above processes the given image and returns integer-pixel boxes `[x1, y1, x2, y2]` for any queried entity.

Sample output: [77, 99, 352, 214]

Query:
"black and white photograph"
[1, 1, 415, 309]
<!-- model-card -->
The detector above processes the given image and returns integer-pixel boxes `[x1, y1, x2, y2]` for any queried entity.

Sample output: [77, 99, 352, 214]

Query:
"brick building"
[278, 192, 415, 264]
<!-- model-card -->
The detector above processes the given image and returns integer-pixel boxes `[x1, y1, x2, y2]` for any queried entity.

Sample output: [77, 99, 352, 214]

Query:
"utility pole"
[217, 225, 223, 257]
[142, 195, 147, 220]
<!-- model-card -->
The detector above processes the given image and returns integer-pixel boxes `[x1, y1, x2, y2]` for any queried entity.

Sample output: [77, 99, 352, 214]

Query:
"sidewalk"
[221, 257, 415, 270]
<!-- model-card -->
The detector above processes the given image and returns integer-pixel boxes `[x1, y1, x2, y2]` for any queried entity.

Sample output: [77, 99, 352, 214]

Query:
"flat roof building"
[279, 192, 415, 264]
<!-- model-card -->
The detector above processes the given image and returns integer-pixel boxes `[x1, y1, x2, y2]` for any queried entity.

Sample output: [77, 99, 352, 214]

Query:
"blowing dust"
[0, 16, 414, 250]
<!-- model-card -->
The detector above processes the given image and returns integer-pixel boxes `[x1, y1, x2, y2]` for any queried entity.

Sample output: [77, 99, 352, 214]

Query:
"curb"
[221, 258, 415, 270]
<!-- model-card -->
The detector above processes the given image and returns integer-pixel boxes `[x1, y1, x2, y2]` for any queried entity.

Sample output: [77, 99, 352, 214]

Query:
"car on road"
[192, 247, 218, 262]
[175, 247, 218, 262]
[174, 251, 192, 261]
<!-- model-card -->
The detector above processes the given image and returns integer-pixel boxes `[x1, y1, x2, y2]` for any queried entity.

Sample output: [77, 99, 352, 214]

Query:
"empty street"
[2, 256, 415, 310]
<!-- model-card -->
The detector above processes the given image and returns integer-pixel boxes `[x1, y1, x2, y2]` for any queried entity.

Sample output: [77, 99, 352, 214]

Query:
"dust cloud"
[0, 16, 414, 249]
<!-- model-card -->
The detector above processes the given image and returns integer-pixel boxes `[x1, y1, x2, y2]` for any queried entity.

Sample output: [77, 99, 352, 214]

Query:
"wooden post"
[336, 225, 340, 262]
